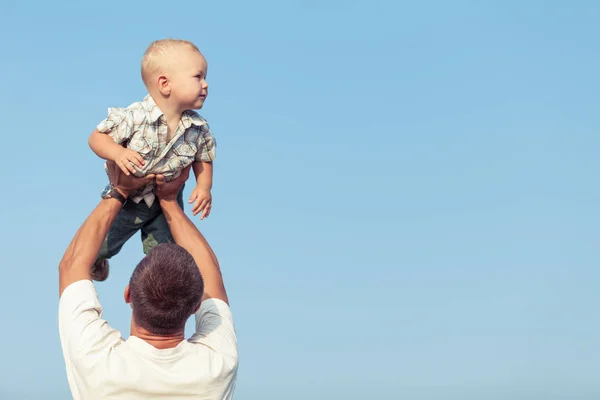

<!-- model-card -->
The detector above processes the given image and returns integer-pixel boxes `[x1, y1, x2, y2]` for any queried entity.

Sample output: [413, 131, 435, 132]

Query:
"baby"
[88, 39, 215, 281]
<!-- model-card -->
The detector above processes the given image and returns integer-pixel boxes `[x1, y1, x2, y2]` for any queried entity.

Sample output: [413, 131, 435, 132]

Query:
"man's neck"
[130, 322, 185, 349]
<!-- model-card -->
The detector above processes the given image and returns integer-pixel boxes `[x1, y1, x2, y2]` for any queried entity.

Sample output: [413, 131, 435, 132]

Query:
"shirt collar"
[181, 110, 207, 129]
[143, 95, 164, 123]
[143, 95, 207, 128]
[126, 335, 190, 359]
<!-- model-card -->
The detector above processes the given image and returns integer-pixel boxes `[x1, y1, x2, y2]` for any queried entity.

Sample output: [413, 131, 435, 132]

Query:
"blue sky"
[1, 1, 599, 399]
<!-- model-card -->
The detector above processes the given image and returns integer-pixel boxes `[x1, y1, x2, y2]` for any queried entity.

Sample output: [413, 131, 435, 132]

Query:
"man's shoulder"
[59, 280, 125, 365]
[198, 298, 233, 317]
[189, 299, 238, 363]
[59, 279, 98, 304]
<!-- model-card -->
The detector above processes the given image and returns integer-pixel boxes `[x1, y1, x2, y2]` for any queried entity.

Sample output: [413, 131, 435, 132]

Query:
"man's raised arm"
[58, 162, 154, 296]
[155, 167, 228, 304]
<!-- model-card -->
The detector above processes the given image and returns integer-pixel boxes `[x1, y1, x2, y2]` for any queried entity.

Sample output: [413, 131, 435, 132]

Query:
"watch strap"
[103, 185, 127, 204]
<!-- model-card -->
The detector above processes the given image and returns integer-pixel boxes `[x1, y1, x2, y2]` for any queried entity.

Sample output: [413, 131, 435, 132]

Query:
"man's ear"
[157, 75, 171, 96]
[124, 285, 132, 305]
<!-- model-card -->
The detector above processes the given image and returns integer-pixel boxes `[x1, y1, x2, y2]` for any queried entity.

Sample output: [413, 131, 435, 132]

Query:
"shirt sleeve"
[58, 280, 123, 365]
[189, 299, 238, 362]
[96, 108, 135, 145]
[195, 124, 217, 162]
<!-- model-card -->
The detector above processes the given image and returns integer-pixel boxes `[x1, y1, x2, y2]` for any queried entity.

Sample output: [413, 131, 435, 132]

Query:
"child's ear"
[157, 75, 171, 96]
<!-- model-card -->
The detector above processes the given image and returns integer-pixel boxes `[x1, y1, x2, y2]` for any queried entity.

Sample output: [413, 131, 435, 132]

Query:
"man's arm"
[156, 169, 228, 304]
[58, 198, 122, 296]
[58, 162, 154, 296]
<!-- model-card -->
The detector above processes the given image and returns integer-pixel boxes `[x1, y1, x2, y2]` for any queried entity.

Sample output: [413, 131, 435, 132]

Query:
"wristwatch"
[101, 184, 127, 204]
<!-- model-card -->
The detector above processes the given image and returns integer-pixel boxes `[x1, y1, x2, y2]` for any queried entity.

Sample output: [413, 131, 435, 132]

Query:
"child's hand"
[116, 148, 144, 176]
[188, 186, 212, 219]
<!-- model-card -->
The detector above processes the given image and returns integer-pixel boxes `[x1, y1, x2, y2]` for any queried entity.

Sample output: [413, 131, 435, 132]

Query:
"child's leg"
[140, 187, 185, 254]
[97, 200, 149, 261]
[92, 200, 149, 281]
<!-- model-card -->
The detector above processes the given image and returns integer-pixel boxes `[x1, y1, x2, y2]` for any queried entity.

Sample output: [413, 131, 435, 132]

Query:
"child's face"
[169, 49, 209, 111]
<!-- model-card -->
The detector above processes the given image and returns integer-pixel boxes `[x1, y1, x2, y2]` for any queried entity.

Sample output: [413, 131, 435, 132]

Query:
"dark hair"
[129, 243, 204, 335]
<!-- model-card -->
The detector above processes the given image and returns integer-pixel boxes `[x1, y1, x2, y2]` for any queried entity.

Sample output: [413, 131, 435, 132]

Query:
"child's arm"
[189, 161, 213, 219]
[89, 129, 144, 176]
[193, 161, 213, 190]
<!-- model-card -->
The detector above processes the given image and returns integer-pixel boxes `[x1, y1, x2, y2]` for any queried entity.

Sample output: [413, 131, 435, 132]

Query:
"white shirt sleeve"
[58, 280, 123, 367]
[189, 299, 238, 364]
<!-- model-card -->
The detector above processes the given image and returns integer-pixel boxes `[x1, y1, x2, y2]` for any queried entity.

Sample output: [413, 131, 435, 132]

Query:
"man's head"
[126, 243, 204, 335]
[141, 39, 209, 111]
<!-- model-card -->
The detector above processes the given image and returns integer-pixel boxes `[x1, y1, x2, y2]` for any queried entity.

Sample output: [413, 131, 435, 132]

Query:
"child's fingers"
[125, 161, 137, 174]
[119, 158, 137, 174]
[192, 199, 204, 215]
[132, 152, 145, 166]
[129, 156, 143, 168]
[195, 199, 208, 216]
[124, 155, 142, 171]
[200, 203, 211, 219]
[192, 199, 203, 215]
[117, 161, 131, 176]
[188, 191, 197, 204]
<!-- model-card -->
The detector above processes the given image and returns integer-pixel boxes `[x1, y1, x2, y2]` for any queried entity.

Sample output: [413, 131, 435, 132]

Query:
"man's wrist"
[158, 197, 180, 206]
[102, 184, 129, 204]
[114, 187, 130, 199]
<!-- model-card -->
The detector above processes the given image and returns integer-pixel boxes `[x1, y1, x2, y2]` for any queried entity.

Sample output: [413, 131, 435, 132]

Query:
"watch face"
[101, 184, 112, 198]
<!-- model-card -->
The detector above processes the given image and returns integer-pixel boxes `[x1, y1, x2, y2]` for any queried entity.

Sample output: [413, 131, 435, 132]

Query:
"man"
[58, 162, 238, 399]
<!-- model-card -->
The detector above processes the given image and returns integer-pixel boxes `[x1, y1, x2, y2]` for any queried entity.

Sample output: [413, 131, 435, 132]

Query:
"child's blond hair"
[141, 39, 201, 87]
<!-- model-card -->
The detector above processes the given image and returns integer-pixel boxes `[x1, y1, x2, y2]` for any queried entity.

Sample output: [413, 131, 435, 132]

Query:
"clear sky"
[1, 1, 599, 399]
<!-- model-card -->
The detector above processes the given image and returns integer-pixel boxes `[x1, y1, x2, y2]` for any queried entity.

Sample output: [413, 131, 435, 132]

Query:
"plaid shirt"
[97, 95, 216, 207]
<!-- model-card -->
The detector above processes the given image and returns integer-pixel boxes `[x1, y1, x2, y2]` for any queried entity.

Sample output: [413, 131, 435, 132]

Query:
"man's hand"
[155, 165, 192, 201]
[106, 161, 155, 198]
[189, 186, 212, 219]
[115, 148, 144, 176]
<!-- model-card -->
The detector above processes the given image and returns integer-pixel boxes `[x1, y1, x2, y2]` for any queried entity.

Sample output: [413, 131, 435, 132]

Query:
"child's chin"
[193, 99, 205, 109]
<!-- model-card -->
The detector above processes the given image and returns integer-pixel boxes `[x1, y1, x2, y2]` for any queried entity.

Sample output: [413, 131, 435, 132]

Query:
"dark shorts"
[97, 187, 184, 260]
